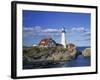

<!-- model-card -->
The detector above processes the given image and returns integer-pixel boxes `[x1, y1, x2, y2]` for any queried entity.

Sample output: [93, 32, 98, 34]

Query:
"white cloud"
[83, 31, 91, 36]
[23, 26, 62, 37]
[71, 27, 87, 32]
[23, 26, 42, 31]
[42, 28, 60, 32]
[75, 37, 90, 42]
[39, 28, 61, 36]
[79, 30, 91, 37]
[23, 27, 34, 31]
[23, 26, 60, 32]
[24, 26, 90, 37]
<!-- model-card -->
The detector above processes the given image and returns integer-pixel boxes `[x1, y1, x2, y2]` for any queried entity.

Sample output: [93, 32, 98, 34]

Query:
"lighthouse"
[61, 27, 66, 48]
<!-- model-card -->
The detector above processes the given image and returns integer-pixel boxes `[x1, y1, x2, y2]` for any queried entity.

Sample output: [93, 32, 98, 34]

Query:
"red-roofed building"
[39, 38, 56, 47]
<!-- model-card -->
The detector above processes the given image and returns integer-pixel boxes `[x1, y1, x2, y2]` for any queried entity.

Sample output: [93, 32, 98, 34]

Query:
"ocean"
[63, 47, 90, 67]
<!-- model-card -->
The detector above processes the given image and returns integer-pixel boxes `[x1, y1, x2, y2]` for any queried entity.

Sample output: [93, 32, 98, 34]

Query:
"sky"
[23, 10, 91, 47]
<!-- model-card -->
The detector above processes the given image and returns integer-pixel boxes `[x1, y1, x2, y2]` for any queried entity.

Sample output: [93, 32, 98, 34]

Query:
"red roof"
[39, 38, 53, 46]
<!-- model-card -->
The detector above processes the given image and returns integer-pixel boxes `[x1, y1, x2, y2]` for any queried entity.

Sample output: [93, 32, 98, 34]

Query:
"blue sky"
[23, 10, 91, 47]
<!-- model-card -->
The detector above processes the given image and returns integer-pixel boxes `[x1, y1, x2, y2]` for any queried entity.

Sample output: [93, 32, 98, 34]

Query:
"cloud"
[24, 26, 60, 32]
[23, 27, 34, 31]
[75, 37, 90, 42]
[23, 26, 42, 32]
[23, 26, 61, 37]
[23, 26, 90, 38]
[83, 31, 91, 36]
[39, 28, 61, 36]
[71, 27, 87, 32]
[23, 30, 34, 37]
[42, 28, 60, 32]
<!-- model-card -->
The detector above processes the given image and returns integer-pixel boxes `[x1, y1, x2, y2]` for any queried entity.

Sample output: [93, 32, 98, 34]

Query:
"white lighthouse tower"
[61, 27, 66, 48]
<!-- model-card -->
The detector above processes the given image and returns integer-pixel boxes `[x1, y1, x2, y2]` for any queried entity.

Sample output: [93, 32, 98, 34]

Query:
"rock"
[66, 43, 76, 52]
[23, 46, 80, 64]
[82, 48, 91, 57]
[69, 48, 77, 59]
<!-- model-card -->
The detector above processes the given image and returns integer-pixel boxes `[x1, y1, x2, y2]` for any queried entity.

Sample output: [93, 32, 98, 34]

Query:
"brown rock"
[82, 48, 91, 57]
